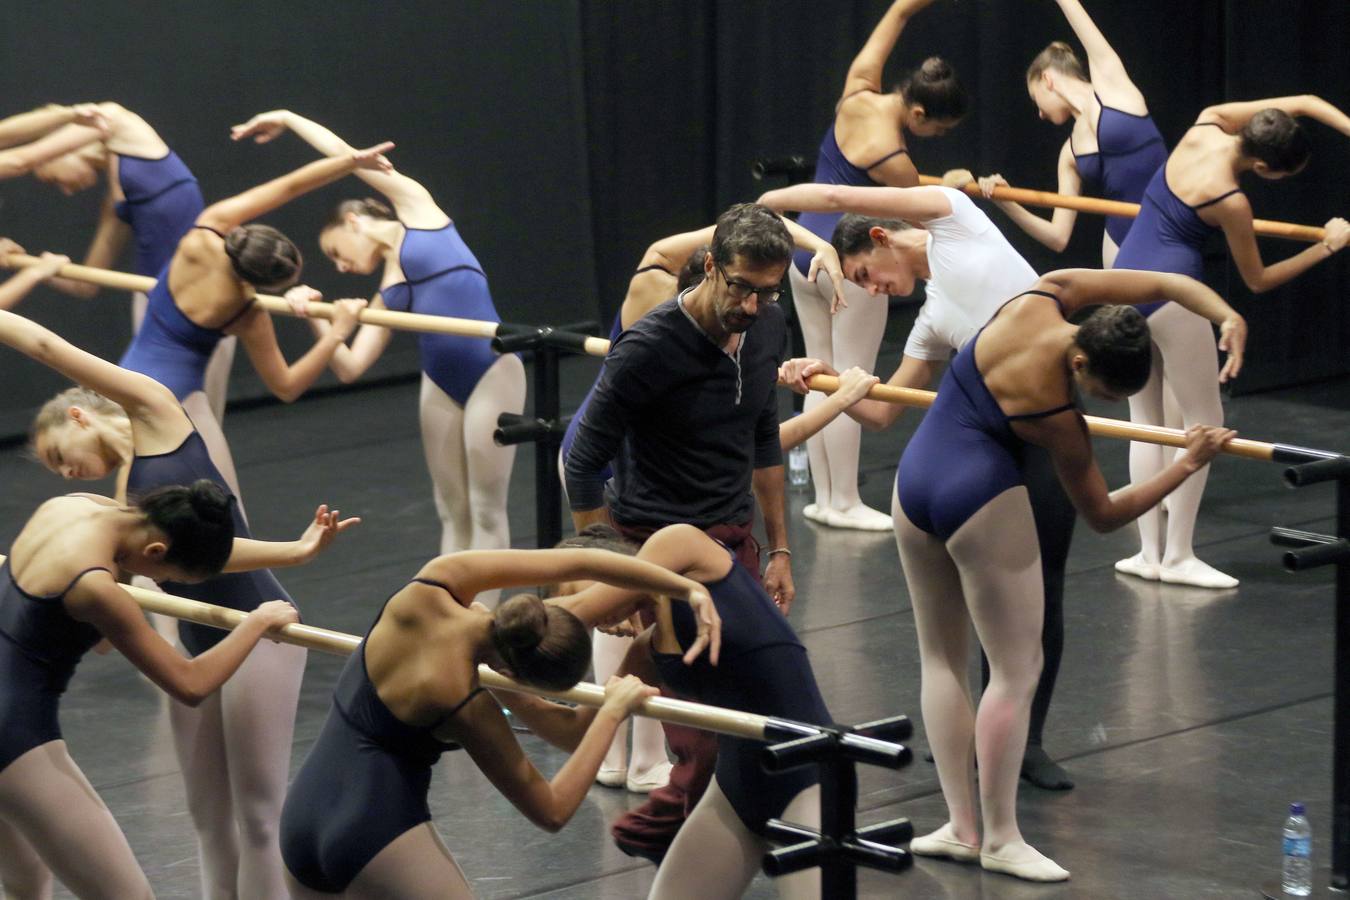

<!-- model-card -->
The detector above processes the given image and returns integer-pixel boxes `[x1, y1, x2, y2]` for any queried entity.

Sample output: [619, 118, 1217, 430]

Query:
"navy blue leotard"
[380, 223, 503, 406]
[1113, 142, 1241, 316]
[0, 558, 108, 773]
[793, 107, 908, 276]
[118, 227, 256, 400]
[653, 555, 833, 833]
[1071, 96, 1168, 247]
[114, 150, 204, 278]
[126, 429, 293, 655]
[280, 579, 482, 893]
[897, 291, 1075, 540]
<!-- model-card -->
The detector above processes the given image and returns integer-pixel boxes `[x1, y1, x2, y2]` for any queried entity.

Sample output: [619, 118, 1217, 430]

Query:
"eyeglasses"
[715, 262, 781, 304]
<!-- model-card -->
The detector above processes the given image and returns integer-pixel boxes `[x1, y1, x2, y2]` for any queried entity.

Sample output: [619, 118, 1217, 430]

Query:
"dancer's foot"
[1021, 745, 1074, 791]
[980, 841, 1069, 882]
[909, 823, 981, 863]
[1114, 553, 1160, 581]
[1159, 557, 1238, 589]
[626, 760, 674, 794]
[825, 503, 893, 532]
[596, 765, 628, 788]
[802, 503, 831, 525]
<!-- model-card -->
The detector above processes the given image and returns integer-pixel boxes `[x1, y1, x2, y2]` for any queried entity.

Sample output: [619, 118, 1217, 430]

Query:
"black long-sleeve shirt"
[565, 295, 785, 528]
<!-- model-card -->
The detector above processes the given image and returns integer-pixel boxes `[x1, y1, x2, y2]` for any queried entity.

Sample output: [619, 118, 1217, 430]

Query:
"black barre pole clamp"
[761, 716, 913, 773]
[492, 324, 597, 355]
[762, 820, 914, 877]
[1280, 450, 1350, 487]
[1269, 527, 1350, 572]
[493, 412, 570, 448]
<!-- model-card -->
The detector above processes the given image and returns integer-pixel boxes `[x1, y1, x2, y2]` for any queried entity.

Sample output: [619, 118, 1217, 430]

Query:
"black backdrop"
[0, 1, 1346, 436]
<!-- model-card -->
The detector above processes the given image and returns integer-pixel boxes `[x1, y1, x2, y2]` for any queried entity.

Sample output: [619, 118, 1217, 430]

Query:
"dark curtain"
[0, 1, 1345, 438]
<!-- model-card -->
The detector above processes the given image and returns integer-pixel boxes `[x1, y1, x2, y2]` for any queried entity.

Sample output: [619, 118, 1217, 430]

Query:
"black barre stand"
[760, 715, 916, 898]
[492, 322, 598, 548]
[1265, 451, 1350, 898]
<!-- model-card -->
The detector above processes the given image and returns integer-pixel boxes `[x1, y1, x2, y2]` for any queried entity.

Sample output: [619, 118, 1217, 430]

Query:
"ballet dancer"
[974, 0, 1167, 265]
[0, 475, 296, 899]
[116, 132, 390, 505]
[1112, 95, 1350, 587]
[790, 0, 967, 531]
[231, 109, 526, 603]
[0, 101, 236, 422]
[894, 267, 1243, 881]
[278, 542, 721, 898]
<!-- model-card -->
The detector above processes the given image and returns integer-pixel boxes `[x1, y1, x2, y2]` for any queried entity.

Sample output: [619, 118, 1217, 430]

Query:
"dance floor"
[1, 305, 1343, 898]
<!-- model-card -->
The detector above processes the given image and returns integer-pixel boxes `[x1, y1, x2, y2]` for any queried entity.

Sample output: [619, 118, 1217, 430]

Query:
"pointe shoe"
[824, 503, 894, 532]
[626, 760, 673, 793]
[980, 842, 1069, 882]
[908, 824, 981, 863]
[596, 765, 628, 788]
[1159, 557, 1238, 589]
[1114, 553, 1160, 581]
[802, 503, 831, 525]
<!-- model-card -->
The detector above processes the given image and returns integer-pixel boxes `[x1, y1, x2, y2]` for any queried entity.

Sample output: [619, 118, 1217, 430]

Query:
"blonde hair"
[1027, 41, 1088, 83]
[29, 386, 127, 444]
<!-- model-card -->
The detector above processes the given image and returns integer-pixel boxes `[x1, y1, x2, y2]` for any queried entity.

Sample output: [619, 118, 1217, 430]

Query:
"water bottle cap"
[1291, 802, 1306, 815]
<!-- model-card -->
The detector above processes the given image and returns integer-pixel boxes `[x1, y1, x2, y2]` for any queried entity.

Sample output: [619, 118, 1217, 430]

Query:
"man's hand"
[763, 553, 795, 615]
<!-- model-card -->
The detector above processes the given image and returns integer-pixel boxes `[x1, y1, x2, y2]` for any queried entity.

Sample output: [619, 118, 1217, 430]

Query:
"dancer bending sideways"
[791, 0, 968, 531]
[115, 132, 387, 504]
[0, 258, 357, 900]
[893, 267, 1244, 881]
[279, 541, 721, 899]
[232, 110, 526, 600]
[1, 101, 238, 422]
[1111, 95, 1350, 588]
[974, 0, 1167, 265]
[0, 481, 296, 900]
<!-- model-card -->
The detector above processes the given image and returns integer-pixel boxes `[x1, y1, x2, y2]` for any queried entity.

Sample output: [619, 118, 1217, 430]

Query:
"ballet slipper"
[980, 841, 1069, 882]
[1021, 746, 1074, 791]
[824, 503, 893, 532]
[1158, 557, 1238, 590]
[1114, 553, 1160, 581]
[596, 765, 628, 788]
[909, 823, 981, 863]
[625, 760, 674, 793]
[802, 503, 831, 525]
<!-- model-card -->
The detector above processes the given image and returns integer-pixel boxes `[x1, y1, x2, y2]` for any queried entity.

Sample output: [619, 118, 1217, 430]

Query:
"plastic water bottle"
[788, 439, 810, 489]
[1282, 802, 1313, 896]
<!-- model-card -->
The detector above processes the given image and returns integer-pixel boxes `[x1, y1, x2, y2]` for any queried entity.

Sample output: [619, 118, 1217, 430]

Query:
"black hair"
[897, 56, 969, 123]
[135, 480, 236, 579]
[542, 525, 638, 598]
[709, 203, 793, 269]
[490, 594, 591, 691]
[1240, 109, 1311, 175]
[830, 214, 910, 261]
[223, 224, 302, 290]
[324, 197, 397, 231]
[1027, 41, 1088, 83]
[1075, 305, 1152, 395]
[678, 247, 709, 292]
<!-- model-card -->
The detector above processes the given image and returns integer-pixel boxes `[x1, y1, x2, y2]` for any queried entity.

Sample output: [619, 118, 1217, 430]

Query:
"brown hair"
[324, 197, 396, 231]
[224, 224, 302, 289]
[1027, 41, 1088, 83]
[897, 56, 969, 122]
[491, 593, 591, 691]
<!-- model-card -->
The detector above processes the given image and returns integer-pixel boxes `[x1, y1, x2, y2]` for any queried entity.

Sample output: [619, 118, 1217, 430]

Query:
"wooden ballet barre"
[0, 553, 776, 742]
[807, 373, 1341, 465]
[0, 253, 611, 356]
[917, 174, 1326, 243]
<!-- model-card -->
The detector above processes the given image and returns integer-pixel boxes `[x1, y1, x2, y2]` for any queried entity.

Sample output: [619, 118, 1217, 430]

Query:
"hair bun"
[188, 479, 233, 524]
[494, 594, 547, 651]
[919, 56, 953, 81]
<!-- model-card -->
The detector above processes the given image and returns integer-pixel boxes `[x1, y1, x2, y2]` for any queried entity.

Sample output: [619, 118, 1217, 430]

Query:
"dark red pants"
[608, 519, 761, 861]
